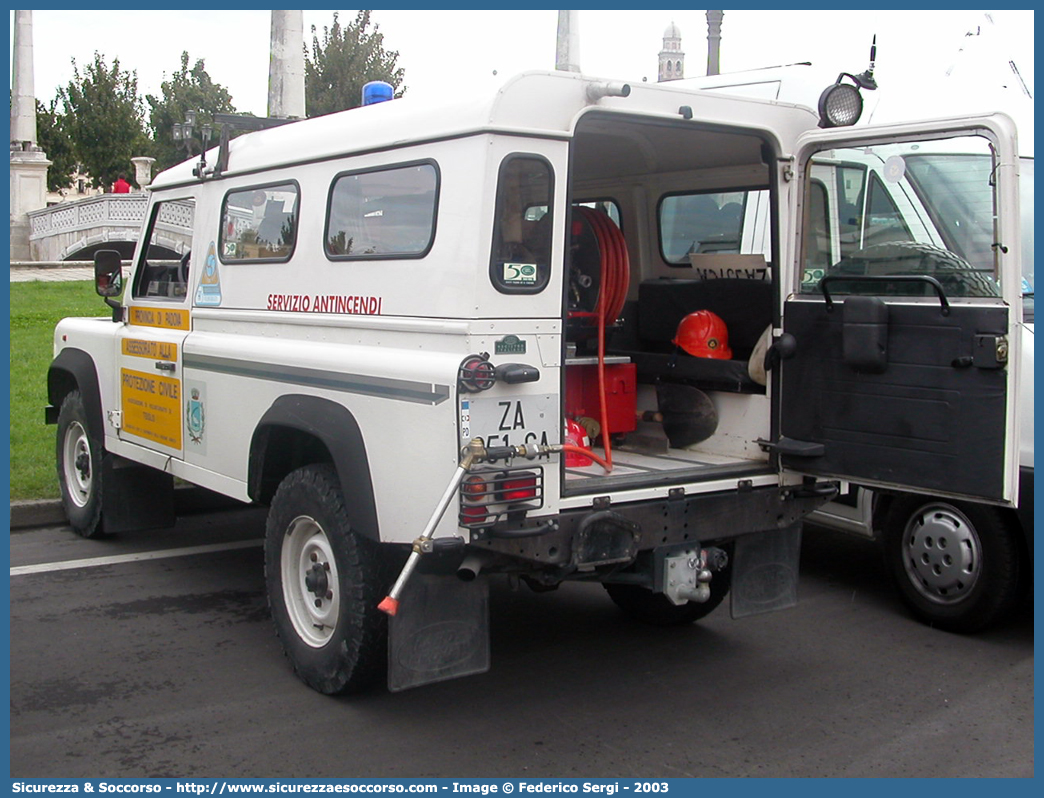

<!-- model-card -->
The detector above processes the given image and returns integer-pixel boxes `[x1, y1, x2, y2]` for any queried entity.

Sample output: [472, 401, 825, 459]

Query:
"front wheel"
[882, 497, 1021, 633]
[264, 464, 388, 694]
[56, 390, 105, 538]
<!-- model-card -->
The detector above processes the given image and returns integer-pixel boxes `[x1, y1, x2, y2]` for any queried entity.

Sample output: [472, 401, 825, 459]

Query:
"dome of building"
[664, 21, 681, 39]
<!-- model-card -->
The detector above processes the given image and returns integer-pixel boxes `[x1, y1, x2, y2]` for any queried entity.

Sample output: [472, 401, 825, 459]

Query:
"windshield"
[905, 154, 1033, 317]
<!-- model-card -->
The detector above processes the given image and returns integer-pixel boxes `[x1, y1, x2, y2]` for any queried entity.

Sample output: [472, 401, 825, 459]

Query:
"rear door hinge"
[107, 410, 122, 430]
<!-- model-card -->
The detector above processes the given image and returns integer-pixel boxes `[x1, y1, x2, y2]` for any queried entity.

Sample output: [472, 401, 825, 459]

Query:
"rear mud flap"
[388, 574, 490, 692]
[730, 523, 801, 619]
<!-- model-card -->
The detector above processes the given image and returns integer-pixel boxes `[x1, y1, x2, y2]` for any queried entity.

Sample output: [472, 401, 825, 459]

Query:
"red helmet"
[673, 310, 732, 359]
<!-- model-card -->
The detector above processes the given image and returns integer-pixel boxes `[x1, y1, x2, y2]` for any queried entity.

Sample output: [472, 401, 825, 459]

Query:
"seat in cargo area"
[612, 278, 773, 393]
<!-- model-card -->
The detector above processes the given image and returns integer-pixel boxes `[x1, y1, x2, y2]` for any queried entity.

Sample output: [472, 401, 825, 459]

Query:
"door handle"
[155, 361, 176, 372]
[821, 274, 951, 316]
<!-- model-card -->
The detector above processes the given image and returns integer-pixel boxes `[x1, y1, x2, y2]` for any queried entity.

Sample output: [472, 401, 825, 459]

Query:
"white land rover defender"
[48, 70, 1028, 694]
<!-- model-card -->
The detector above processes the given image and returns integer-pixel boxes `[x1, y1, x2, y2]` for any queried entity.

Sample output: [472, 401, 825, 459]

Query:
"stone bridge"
[25, 193, 193, 262]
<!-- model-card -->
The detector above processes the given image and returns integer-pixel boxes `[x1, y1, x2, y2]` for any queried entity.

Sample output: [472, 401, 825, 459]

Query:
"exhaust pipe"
[586, 81, 631, 103]
[457, 554, 483, 582]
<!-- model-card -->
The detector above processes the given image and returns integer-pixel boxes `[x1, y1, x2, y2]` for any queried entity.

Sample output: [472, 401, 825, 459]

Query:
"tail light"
[460, 505, 488, 526]
[502, 474, 537, 502]
[459, 469, 543, 528]
[458, 354, 496, 393]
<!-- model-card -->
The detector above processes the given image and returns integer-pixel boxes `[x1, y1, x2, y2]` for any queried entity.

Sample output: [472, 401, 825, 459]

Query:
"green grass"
[10, 281, 110, 500]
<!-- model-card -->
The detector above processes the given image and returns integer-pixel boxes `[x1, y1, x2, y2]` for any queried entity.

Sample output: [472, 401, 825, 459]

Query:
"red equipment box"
[565, 360, 637, 437]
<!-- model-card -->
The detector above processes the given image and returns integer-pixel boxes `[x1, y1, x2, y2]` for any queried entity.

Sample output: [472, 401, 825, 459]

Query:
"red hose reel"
[566, 208, 633, 470]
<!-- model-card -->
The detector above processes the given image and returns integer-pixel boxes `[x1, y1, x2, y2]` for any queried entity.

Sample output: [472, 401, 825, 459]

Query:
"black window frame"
[489, 153, 555, 295]
[218, 179, 301, 265]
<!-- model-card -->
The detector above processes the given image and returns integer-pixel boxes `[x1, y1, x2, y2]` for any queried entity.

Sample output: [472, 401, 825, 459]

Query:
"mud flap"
[101, 454, 175, 534]
[729, 523, 802, 619]
[388, 573, 490, 692]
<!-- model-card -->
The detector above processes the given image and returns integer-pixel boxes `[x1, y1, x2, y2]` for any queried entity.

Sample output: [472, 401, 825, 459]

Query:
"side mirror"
[94, 250, 123, 297]
[93, 249, 124, 320]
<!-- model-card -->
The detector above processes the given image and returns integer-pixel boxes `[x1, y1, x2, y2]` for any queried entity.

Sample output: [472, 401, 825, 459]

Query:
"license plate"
[460, 394, 557, 449]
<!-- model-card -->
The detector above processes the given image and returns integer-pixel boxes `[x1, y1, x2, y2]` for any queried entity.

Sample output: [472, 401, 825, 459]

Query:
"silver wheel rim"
[281, 515, 340, 648]
[62, 420, 93, 508]
[901, 504, 981, 605]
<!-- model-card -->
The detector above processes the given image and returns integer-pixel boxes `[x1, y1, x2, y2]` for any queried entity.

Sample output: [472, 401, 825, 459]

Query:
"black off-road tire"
[264, 464, 388, 694]
[604, 558, 732, 626]
[883, 497, 1022, 633]
[55, 390, 105, 538]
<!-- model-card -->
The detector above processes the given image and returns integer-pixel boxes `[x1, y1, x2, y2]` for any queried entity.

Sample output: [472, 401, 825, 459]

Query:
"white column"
[556, 10, 580, 73]
[706, 10, 724, 77]
[268, 10, 306, 119]
[10, 10, 38, 146]
[10, 9, 50, 261]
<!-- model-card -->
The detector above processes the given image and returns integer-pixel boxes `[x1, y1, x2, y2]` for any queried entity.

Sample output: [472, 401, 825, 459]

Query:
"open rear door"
[776, 114, 1023, 504]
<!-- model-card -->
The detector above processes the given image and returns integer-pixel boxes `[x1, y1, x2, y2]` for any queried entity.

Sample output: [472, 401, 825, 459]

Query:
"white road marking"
[10, 539, 263, 577]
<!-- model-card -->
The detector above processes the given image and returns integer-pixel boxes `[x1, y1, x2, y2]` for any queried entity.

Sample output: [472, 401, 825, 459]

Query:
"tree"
[146, 52, 238, 173]
[305, 10, 406, 118]
[35, 99, 77, 193]
[58, 53, 149, 190]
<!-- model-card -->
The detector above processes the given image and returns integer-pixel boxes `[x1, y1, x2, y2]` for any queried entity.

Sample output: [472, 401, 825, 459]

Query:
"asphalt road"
[9, 508, 1033, 779]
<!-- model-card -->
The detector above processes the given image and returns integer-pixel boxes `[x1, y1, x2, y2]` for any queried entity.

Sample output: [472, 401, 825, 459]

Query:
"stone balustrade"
[24, 193, 192, 262]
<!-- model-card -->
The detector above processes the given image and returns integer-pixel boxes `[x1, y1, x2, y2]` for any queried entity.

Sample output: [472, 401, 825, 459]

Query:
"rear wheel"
[56, 390, 105, 538]
[264, 464, 388, 694]
[883, 497, 1021, 633]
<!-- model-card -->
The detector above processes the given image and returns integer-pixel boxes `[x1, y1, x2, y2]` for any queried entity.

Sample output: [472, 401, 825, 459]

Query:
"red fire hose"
[574, 208, 631, 472]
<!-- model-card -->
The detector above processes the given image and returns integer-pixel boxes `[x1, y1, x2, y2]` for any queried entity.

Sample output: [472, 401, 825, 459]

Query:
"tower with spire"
[658, 21, 684, 82]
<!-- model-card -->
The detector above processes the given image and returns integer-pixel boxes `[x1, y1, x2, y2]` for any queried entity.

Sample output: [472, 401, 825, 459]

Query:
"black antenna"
[856, 35, 878, 90]
[835, 35, 878, 91]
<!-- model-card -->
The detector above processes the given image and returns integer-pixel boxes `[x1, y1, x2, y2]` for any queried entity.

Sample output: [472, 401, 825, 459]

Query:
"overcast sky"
[11, 8, 1035, 120]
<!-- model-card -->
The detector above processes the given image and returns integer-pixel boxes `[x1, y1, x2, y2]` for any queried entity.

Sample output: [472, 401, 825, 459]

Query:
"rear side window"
[490, 155, 554, 293]
[325, 161, 439, 259]
[220, 182, 299, 263]
[659, 191, 747, 264]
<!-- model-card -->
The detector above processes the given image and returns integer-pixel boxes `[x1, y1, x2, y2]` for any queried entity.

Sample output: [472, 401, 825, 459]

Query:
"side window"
[836, 165, 866, 261]
[801, 180, 831, 289]
[862, 173, 913, 248]
[132, 198, 196, 300]
[658, 190, 747, 265]
[576, 199, 621, 228]
[526, 199, 621, 228]
[220, 183, 299, 263]
[325, 162, 438, 259]
[490, 155, 554, 293]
